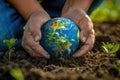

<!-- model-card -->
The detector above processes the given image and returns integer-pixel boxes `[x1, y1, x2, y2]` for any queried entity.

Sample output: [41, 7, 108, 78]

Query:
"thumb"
[34, 35, 41, 42]
[80, 30, 87, 43]
[32, 27, 41, 42]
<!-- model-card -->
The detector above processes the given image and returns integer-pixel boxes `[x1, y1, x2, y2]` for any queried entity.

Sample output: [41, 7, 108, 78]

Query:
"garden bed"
[0, 22, 120, 80]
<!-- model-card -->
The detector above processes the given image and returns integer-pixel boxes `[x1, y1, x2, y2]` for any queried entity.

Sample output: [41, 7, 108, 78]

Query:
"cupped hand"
[22, 12, 50, 58]
[62, 7, 95, 58]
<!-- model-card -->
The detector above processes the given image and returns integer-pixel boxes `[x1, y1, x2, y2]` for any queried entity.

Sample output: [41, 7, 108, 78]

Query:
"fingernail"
[34, 36, 40, 41]
[82, 37, 86, 42]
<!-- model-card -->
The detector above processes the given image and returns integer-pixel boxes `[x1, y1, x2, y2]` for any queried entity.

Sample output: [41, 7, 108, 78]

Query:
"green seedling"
[10, 67, 24, 80]
[3, 38, 17, 61]
[116, 60, 120, 73]
[102, 42, 120, 54]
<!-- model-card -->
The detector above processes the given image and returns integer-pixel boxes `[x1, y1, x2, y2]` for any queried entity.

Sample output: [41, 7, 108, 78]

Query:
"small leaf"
[3, 39, 11, 49]
[110, 43, 119, 53]
[102, 42, 120, 54]
[3, 38, 17, 49]
[116, 60, 120, 72]
[10, 38, 17, 45]
[10, 67, 24, 80]
[102, 46, 109, 53]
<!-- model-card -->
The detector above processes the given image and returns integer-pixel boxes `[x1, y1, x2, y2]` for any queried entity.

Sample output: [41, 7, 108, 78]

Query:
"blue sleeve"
[87, 0, 104, 15]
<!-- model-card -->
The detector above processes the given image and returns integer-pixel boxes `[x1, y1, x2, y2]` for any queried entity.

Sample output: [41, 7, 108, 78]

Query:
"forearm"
[64, 0, 93, 12]
[7, 0, 47, 20]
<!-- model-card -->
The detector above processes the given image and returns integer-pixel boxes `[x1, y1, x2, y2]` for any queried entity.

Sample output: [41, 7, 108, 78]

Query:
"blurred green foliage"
[90, 0, 120, 22]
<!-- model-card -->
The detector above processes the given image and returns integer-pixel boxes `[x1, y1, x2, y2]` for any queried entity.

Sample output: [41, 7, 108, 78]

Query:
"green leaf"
[90, 0, 120, 22]
[102, 46, 109, 53]
[3, 39, 11, 49]
[3, 38, 17, 49]
[116, 60, 120, 73]
[102, 42, 120, 53]
[110, 43, 120, 53]
[10, 67, 24, 80]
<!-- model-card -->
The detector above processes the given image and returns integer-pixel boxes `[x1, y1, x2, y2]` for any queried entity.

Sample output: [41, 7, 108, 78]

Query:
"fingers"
[72, 31, 95, 58]
[22, 12, 51, 58]
[62, 7, 95, 58]
[73, 15, 94, 57]
[78, 15, 93, 42]
[31, 27, 41, 42]
[22, 30, 50, 59]
[25, 23, 41, 42]
[24, 43, 50, 58]
[25, 12, 50, 42]
[23, 46, 42, 57]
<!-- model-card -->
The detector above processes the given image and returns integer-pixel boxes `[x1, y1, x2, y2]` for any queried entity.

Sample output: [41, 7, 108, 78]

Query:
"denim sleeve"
[87, 0, 104, 15]
[0, 0, 26, 51]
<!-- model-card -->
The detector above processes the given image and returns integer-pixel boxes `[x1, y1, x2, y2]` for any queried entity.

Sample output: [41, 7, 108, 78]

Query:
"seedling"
[3, 38, 17, 61]
[10, 67, 24, 80]
[102, 42, 120, 54]
[116, 60, 120, 73]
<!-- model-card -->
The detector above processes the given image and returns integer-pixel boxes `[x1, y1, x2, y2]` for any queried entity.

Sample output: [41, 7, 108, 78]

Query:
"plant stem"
[8, 49, 12, 62]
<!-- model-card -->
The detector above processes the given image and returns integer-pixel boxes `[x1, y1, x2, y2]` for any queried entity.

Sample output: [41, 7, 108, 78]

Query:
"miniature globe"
[40, 17, 80, 57]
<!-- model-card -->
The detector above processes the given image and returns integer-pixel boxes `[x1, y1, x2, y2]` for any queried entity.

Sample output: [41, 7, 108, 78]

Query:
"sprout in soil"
[116, 60, 120, 74]
[3, 38, 17, 62]
[102, 42, 120, 54]
[10, 67, 24, 80]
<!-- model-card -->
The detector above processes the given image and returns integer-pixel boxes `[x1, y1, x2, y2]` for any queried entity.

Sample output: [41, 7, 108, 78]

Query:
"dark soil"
[0, 22, 120, 80]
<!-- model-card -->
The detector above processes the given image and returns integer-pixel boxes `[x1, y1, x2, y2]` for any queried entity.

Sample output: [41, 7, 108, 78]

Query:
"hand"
[22, 12, 50, 58]
[62, 6, 95, 58]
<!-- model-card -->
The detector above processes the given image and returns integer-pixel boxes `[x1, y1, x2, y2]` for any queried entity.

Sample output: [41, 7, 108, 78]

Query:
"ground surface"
[0, 22, 120, 80]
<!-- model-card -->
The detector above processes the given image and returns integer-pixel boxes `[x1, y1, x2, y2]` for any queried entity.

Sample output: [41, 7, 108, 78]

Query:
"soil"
[0, 22, 120, 80]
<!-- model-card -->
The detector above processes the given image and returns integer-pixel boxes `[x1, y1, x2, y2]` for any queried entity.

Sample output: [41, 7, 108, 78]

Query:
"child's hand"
[22, 12, 50, 58]
[62, 6, 95, 58]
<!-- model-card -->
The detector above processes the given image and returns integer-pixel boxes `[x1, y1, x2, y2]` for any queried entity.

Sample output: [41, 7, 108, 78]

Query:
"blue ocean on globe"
[40, 17, 80, 57]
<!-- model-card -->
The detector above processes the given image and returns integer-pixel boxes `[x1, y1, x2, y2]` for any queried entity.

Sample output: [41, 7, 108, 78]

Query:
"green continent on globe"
[46, 20, 72, 56]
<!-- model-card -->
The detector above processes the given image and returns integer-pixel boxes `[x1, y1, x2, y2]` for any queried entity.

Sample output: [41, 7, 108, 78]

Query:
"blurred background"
[90, 0, 120, 22]
[37, 0, 120, 22]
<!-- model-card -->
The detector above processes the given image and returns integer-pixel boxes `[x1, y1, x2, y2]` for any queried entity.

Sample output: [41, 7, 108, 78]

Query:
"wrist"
[29, 11, 50, 28]
[30, 11, 50, 20]
[62, 3, 87, 16]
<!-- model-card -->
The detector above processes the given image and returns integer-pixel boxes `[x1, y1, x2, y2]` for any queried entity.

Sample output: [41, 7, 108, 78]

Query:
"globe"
[40, 17, 80, 57]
